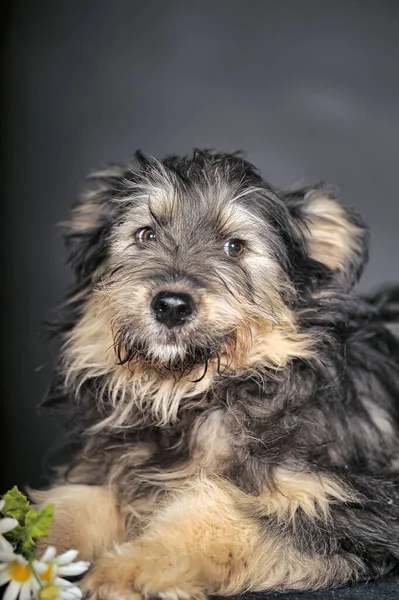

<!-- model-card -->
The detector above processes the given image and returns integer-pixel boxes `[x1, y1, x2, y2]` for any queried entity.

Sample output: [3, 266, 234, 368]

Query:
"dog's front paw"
[82, 541, 206, 600]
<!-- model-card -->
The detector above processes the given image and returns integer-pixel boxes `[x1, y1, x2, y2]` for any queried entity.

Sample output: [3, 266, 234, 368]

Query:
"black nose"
[151, 291, 196, 329]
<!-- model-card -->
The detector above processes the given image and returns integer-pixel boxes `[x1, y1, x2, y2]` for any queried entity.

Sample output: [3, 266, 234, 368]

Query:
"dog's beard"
[114, 328, 229, 379]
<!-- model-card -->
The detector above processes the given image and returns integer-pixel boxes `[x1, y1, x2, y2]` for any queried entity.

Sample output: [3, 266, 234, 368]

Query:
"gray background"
[2, 0, 399, 491]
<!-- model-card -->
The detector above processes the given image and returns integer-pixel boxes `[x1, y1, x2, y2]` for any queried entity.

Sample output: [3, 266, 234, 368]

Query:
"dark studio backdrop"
[1, 0, 399, 494]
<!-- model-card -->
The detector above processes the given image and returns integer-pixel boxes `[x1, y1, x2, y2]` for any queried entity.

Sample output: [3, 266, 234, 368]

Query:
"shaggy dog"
[35, 150, 399, 599]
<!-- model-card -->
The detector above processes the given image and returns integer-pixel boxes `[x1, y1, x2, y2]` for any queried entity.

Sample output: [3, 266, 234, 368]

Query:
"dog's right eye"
[224, 239, 245, 257]
[136, 227, 156, 242]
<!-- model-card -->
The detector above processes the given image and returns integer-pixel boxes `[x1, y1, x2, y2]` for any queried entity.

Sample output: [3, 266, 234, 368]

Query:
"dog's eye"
[137, 227, 156, 242]
[224, 239, 245, 257]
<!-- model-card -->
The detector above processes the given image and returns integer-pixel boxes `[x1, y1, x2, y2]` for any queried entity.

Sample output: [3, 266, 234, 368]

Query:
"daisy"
[0, 499, 18, 550]
[0, 544, 46, 600]
[37, 582, 82, 600]
[38, 547, 90, 600]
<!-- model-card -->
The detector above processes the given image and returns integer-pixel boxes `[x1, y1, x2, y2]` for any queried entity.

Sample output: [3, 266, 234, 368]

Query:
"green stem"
[28, 559, 43, 588]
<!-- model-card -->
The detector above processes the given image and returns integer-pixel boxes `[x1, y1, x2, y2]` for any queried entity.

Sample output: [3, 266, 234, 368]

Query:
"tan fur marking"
[241, 322, 314, 369]
[63, 183, 113, 233]
[83, 475, 361, 599]
[190, 409, 230, 469]
[301, 193, 362, 275]
[260, 469, 355, 521]
[30, 485, 124, 560]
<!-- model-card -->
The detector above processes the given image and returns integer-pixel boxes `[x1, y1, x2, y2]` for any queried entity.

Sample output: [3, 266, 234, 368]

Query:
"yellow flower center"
[38, 585, 59, 600]
[9, 561, 31, 583]
[40, 564, 54, 584]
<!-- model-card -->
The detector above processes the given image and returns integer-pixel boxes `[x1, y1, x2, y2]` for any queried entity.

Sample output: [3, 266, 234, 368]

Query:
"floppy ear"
[63, 165, 131, 282]
[285, 187, 369, 288]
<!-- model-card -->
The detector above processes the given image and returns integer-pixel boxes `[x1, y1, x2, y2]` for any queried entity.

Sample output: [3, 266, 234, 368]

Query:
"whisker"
[191, 357, 209, 383]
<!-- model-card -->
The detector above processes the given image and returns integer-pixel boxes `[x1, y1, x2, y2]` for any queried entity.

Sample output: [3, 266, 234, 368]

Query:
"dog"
[34, 149, 399, 599]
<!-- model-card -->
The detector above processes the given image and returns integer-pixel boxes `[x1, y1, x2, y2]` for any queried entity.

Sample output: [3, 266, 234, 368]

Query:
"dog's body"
[36, 150, 399, 598]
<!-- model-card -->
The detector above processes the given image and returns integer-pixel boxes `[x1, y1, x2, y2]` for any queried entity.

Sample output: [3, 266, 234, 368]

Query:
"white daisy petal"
[0, 519, 18, 534]
[30, 578, 41, 593]
[0, 549, 17, 562]
[60, 587, 83, 600]
[0, 569, 12, 586]
[41, 546, 57, 563]
[0, 536, 15, 554]
[3, 580, 22, 600]
[32, 560, 47, 575]
[19, 581, 32, 600]
[55, 577, 74, 588]
[57, 562, 90, 577]
[15, 555, 28, 565]
[0, 499, 5, 511]
[55, 550, 79, 566]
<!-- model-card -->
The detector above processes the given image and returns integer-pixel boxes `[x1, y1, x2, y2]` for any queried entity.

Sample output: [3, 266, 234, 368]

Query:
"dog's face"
[62, 151, 368, 425]
[99, 164, 300, 373]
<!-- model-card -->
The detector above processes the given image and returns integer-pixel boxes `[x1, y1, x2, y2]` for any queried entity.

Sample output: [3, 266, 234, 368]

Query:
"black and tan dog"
[34, 150, 399, 599]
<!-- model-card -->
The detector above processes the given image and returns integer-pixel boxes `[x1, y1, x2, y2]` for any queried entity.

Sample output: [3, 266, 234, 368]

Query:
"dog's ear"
[63, 165, 129, 282]
[285, 187, 369, 288]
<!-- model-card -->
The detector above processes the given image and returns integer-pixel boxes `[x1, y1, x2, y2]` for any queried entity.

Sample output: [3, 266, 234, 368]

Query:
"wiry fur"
[36, 150, 399, 598]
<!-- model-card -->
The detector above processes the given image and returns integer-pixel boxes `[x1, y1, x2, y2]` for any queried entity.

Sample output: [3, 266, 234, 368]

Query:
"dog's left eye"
[137, 227, 156, 242]
[224, 239, 245, 257]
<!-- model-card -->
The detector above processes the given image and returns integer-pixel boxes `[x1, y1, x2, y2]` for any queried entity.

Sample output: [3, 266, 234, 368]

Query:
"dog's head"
[60, 150, 368, 425]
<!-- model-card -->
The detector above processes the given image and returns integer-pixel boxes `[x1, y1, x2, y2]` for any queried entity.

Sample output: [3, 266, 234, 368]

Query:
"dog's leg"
[82, 473, 358, 600]
[31, 485, 124, 560]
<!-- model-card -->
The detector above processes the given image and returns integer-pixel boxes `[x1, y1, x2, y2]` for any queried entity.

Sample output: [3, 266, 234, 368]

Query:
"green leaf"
[2, 486, 30, 525]
[21, 504, 55, 552]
